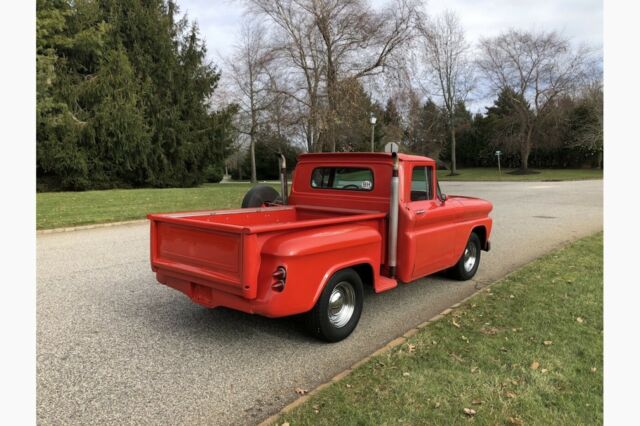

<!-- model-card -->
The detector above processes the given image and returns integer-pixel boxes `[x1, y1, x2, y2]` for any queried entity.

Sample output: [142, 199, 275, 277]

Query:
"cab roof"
[297, 152, 435, 164]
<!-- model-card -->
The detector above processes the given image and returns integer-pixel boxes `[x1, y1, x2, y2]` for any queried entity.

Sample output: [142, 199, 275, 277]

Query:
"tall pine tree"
[36, 0, 235, 190]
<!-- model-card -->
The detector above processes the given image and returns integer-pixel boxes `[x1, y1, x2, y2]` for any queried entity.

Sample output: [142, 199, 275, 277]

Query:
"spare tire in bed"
[241, 184, 282, 208]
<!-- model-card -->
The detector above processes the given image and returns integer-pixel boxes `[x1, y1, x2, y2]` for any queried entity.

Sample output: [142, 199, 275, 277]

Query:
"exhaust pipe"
[388, 152, 399, 278]
[277, 153, 288, 205]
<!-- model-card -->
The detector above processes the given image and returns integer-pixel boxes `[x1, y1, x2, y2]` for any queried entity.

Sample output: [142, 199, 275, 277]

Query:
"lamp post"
[369, 113, 377, 152]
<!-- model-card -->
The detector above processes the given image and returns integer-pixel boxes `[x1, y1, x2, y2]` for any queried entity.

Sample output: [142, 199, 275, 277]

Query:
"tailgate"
[149, 217, 259, 299]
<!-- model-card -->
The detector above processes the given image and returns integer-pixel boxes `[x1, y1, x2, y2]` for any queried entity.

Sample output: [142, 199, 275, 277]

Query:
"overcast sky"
[178, 0, 602, 60]
[177, 0, 602, 112]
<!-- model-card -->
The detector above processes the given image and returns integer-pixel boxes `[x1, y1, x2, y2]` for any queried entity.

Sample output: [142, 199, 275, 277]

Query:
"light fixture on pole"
[369, 113, 377, 152]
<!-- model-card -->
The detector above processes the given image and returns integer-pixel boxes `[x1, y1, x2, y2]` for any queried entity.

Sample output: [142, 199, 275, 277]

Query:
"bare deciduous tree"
[477, 29, 591, 172]
[244, 0, 325, 152]
[248, 0, 421, 152]
[418, 10, 474, 175]
[227, 22, 274, 183]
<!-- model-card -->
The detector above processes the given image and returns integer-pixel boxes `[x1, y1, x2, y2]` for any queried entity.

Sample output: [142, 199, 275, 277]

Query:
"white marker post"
[495, 150, 502, 177]
[384, 142, 399, 153]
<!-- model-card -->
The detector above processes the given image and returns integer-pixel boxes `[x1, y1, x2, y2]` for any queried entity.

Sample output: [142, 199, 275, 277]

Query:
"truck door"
[405, 164, 460, 279]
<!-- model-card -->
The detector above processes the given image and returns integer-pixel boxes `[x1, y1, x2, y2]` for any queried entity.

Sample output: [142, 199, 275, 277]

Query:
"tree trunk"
[597, 150, 603, 169]
[450, 126, 457, 175]
[250, 132, 257, 184]
[326, 88, 337, 152]
[325, 55, 338, 152]
[520, 127, 533, 172]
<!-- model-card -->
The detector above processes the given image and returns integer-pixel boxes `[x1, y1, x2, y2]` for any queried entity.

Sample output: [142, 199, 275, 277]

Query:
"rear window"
[310, 167, 374, 191]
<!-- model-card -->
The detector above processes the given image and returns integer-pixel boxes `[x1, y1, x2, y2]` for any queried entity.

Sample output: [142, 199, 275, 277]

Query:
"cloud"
[177, 0, 245, 62]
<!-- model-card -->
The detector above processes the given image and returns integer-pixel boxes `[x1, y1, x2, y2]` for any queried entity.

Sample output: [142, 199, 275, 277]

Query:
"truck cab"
[148, 153, 492, 342]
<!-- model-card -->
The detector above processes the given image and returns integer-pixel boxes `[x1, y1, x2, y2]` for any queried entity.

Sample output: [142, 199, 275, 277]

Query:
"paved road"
[37, 180, 602, 425]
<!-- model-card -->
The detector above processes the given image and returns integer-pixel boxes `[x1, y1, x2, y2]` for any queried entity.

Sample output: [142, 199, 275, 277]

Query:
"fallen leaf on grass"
[345, 384, 352, 389]
[450, 353, 464, 362]
[281, 423, 290, 426]
[541, 369, 548, 374]
[402, 372, 410, 377]
[295, 387, 308, 395]
[591, 367, 597, 373]
[452, 319, 461, 328]
[576, 317, 584, 324]
[463, 407, 477, 416]
[472, 399, 483, 405]
[434, 402, 441, 408]
[481, 327, 499, 335]
[509, 294, 515, 299]
[530, 361, 540, 370]
[408, 344, 416, 353]
[505, 392, 516, 399]
[470, 366, 479, 373]
[543, 340, 553, 346]
[507, 416, 524, 425]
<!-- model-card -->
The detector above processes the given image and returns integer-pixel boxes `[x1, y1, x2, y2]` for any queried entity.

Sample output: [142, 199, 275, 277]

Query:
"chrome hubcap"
[328, 281, 356, 328]
[463, 241, 478, 272]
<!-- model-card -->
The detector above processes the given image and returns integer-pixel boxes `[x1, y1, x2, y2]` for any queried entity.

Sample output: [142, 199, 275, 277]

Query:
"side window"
[410, 166, 434, 201]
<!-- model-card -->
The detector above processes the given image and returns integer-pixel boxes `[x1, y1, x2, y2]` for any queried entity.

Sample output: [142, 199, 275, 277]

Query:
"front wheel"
[306, 268, 363, 342]
[449, 232, 482, 281]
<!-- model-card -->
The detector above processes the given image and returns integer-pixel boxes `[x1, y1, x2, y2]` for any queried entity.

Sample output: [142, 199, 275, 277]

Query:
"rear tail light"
[272, 266, 287, 292]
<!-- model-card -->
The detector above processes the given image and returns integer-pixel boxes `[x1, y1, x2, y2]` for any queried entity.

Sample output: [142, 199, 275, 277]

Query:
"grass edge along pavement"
[36, 182, 279, 230]
[37, 168, 602, 230]
[437, 167, 602, 182]
[268, 233, 603, 426]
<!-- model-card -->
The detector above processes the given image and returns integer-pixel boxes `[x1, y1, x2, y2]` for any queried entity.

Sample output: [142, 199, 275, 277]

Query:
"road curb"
[37, 219, 147, 235]
[258, 278, 497, 426]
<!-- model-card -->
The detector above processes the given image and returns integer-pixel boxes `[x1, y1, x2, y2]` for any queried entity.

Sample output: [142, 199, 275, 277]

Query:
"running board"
[375, 276, 398, 293]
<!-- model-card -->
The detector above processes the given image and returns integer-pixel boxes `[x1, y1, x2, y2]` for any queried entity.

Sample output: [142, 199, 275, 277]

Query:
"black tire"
[449, 232, 482, 281]
[241, 184, 281, 208]
[306, 268, 364, 342]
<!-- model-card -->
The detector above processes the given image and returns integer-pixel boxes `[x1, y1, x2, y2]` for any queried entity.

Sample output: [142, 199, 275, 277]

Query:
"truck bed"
[148, 205, 386, 301]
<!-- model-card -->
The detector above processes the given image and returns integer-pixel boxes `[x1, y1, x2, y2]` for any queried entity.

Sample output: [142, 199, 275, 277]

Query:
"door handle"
[415, 209, 426, 215]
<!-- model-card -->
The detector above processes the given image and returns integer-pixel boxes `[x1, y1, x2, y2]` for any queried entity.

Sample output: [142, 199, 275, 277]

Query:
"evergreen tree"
[36, 0, 235, 191]
[382, 99, 403, 146]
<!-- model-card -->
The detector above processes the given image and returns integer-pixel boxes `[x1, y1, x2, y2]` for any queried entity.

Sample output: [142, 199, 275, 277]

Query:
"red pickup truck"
[148, 153, 492, 342]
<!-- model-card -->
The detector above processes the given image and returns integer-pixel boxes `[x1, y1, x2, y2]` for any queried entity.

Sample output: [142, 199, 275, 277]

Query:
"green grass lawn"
[273, 233, 603, 425]
[36, 183, 278, 230]
[438, 168, 602, 181]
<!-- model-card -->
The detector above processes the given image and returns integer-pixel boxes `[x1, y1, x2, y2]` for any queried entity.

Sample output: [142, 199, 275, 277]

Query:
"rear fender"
[260, 223, 383, 315]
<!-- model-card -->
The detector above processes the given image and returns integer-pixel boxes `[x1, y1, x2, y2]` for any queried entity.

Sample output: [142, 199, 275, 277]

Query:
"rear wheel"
[307, 268, 363, 342]
[450, 232, 481, 280]
[241, 184, 281, 208]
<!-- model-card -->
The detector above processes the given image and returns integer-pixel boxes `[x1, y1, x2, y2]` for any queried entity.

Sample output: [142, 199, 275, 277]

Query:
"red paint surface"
[148, 153, 493, 317]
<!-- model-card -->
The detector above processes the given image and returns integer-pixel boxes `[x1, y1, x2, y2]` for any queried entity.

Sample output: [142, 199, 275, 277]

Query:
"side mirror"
[440, 194, 447, 203]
